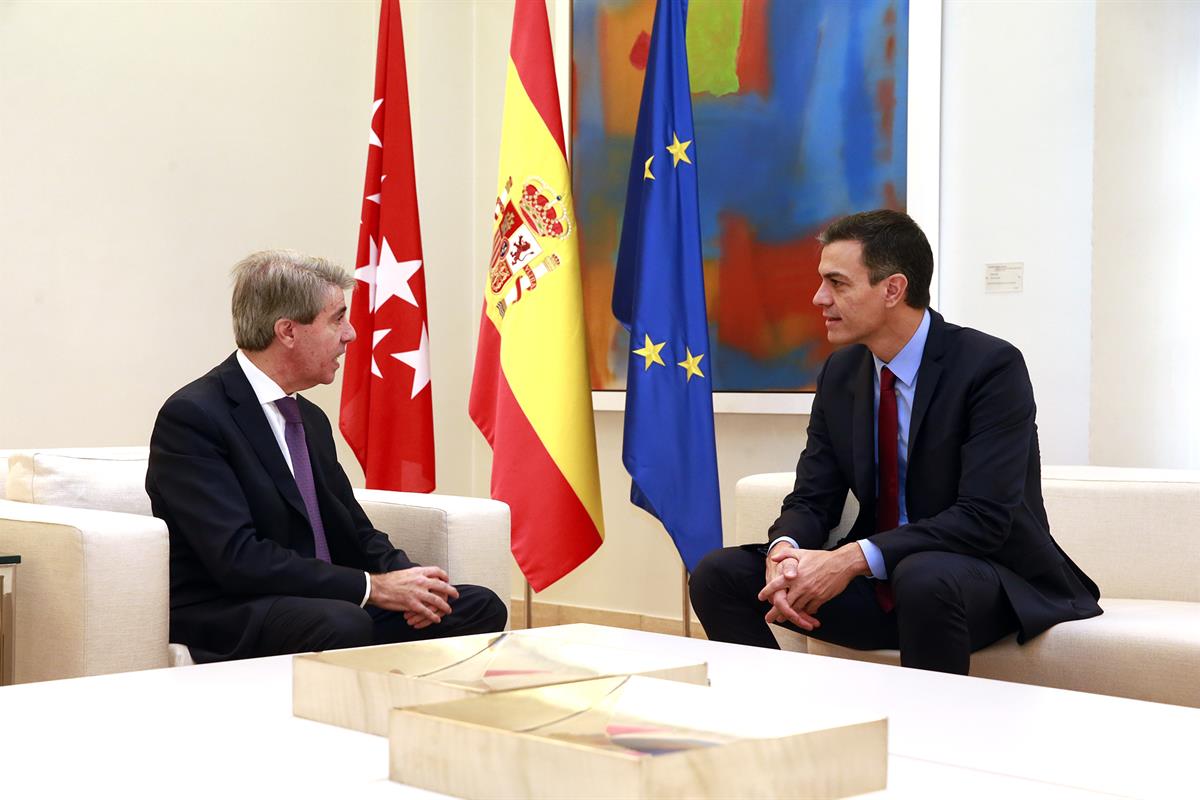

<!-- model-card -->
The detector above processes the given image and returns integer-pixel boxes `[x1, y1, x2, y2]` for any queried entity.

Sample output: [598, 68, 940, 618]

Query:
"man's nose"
[813, 283, 829, 307]
[343, 321, 357, 343]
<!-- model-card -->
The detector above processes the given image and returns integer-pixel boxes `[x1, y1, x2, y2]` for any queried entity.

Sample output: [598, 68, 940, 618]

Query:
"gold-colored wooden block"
[293, 630, 709, 736]
[389, 675, 887, 799]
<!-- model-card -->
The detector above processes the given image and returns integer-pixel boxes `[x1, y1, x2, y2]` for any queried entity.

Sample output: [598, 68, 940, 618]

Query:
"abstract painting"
[572, 0, 909, 391]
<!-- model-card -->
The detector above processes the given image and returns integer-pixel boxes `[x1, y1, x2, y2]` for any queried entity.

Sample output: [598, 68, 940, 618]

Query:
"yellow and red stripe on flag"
[469, 0, 604, 591]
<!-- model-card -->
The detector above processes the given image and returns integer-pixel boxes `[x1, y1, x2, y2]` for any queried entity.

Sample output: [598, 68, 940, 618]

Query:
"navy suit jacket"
[146, 353, 413, 662]
[769, 310, 1101, 642]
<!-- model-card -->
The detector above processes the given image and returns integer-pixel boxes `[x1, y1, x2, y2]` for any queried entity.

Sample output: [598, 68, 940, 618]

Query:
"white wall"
[1091, 0, 1200, 469]
[0, 0, 491, 495]
[939, 0, 1096, 465]
[0, 0, 377, 478]
[401, 0, 480, 496]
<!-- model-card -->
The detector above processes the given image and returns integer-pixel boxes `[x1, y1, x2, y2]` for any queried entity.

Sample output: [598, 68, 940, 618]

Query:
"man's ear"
[273, 318, 296, 348]
[883, 274, 909, 308]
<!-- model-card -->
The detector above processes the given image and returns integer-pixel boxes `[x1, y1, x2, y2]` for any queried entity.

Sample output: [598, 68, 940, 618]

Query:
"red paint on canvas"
[629, 30, 650, 70]
[735, 0, 771, 95]
[716, 214, 832, 367]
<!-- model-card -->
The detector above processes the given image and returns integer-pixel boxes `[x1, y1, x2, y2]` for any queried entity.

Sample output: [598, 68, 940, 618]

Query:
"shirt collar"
[872, 309, 931, 388]
[236, 350, 291, 406]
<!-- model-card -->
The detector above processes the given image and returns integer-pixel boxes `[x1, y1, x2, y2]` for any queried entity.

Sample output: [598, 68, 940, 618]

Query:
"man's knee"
[258, 597, 374, 656]
[688, 548, 733, 609]
[310, 600, 374, 650]
[689, 546, 766, 613]
[455, 585, 508, 634]
[891, 552, 968, 612]
[476, 587, 508, 632]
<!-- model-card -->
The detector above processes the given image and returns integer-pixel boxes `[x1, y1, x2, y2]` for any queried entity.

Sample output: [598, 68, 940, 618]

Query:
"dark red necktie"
[874, 367, 898, 612]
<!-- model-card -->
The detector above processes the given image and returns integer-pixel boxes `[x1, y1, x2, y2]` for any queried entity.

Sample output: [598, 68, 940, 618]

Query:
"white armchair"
[0, 447, 511, 684]
[733, 467, 1200, 707]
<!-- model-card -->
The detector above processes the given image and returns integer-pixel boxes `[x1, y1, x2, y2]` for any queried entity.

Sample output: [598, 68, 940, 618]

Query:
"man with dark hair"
[690, 210, 1101, 674]
[147, 250, 506, 663]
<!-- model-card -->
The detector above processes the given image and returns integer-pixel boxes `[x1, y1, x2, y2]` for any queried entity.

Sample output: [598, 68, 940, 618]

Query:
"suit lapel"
[850, 348, 876, 505]
[219, 354, 310, 523]
[908, 310, 947, 457]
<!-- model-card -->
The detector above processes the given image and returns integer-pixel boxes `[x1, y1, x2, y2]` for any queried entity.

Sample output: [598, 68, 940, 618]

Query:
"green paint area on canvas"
[686, 2, 742, 96]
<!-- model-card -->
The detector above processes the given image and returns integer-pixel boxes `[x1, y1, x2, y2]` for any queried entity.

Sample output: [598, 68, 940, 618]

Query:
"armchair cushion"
[5, 447, 152, 517]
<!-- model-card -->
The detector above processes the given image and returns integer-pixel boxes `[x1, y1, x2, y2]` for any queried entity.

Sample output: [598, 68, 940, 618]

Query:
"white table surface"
[1, 623, 1194, 798]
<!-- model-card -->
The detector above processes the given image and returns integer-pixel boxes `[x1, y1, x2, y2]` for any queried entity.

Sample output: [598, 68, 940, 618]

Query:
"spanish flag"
[469, 0, 604, 591]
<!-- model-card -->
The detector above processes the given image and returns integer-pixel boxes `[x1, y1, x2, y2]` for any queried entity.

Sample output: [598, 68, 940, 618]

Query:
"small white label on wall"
[985, 262, 1024, 293]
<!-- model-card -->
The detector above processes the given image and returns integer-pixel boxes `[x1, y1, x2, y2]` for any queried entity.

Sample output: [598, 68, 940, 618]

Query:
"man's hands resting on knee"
[758, 544, 871, 629]
[369, 566, 460, 629]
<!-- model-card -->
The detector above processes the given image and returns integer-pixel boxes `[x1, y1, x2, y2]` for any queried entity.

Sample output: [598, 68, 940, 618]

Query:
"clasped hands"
[758, 543, 869, 630]
[369, 566, 459, 629]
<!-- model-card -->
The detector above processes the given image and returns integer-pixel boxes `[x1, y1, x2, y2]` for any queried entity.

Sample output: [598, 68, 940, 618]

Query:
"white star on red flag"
[374, 237, 422, 311]
[391, 323, 431, 398]
[369, 328, 391, 378]
[354, 236, 381, 311]
[368, 98, 383, 148]
[353, 236, 421, 314]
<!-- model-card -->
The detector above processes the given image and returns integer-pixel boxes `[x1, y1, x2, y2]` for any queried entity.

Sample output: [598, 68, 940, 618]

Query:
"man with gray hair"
[147, 250, 506, 662]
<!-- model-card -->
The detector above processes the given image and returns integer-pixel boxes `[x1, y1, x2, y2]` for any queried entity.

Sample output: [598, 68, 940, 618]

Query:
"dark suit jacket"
[146, 353, 414, 662]
[769, 310, 1101, 642]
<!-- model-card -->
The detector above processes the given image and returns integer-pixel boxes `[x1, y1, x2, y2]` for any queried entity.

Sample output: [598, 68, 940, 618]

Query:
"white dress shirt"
[236, 351, 372, 606]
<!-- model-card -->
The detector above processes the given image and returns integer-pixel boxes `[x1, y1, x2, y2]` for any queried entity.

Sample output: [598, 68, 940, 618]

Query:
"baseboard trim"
[509, 599, 707, 640]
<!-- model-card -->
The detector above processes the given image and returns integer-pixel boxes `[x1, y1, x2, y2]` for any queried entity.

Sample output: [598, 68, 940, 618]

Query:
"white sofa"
[734, 467, 1200, 707]
[0, 447, 511, 684]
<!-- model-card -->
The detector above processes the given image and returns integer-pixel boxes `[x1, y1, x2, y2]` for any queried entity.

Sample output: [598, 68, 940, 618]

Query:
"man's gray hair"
[231, 250, 355, 351]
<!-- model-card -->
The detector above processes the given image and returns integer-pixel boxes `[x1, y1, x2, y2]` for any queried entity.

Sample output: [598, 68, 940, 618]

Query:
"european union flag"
[612, 0, 721, 572]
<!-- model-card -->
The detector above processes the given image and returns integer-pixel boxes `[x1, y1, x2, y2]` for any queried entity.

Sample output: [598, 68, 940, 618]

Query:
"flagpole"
[681, 564, 691, 638]
[524, 579, 533, 629]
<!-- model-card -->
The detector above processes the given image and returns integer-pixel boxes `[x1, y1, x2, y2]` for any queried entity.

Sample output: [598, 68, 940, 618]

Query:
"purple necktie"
[274, 397, 331, 562]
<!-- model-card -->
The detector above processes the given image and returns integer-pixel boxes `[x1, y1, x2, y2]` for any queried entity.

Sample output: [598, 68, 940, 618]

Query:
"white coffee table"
[0, 624, 1192, 797]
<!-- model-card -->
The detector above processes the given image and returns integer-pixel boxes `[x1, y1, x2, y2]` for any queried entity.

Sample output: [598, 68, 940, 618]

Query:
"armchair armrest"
[735, 472, 859, 548]
[734, 473, 797, 546]
[0, 500, 169, 683]
[353, 489, 511, 623]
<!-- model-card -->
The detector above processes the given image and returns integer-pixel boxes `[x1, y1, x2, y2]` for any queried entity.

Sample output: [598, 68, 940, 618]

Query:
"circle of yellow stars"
[633, 333, 705, 382]
[643, 131, 692, 182]
[633, 130, 704, 382]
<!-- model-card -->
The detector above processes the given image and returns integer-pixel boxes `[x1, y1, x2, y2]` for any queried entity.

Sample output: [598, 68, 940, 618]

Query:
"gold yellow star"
[666, 131, 693, 167]
[643, 154, 655, 181]
[677, 348, 705, 381]
[632, 333, 667, 370]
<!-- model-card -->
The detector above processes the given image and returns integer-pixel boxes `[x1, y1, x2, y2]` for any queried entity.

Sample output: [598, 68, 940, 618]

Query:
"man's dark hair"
[818, 210, 933, 309]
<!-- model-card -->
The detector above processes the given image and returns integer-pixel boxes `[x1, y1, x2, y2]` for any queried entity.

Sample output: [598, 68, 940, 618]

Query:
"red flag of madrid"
[340, 0, 435, 492]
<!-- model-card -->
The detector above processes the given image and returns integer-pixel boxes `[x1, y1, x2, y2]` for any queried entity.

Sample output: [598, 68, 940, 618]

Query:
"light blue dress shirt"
[770, 310, 931, 581]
